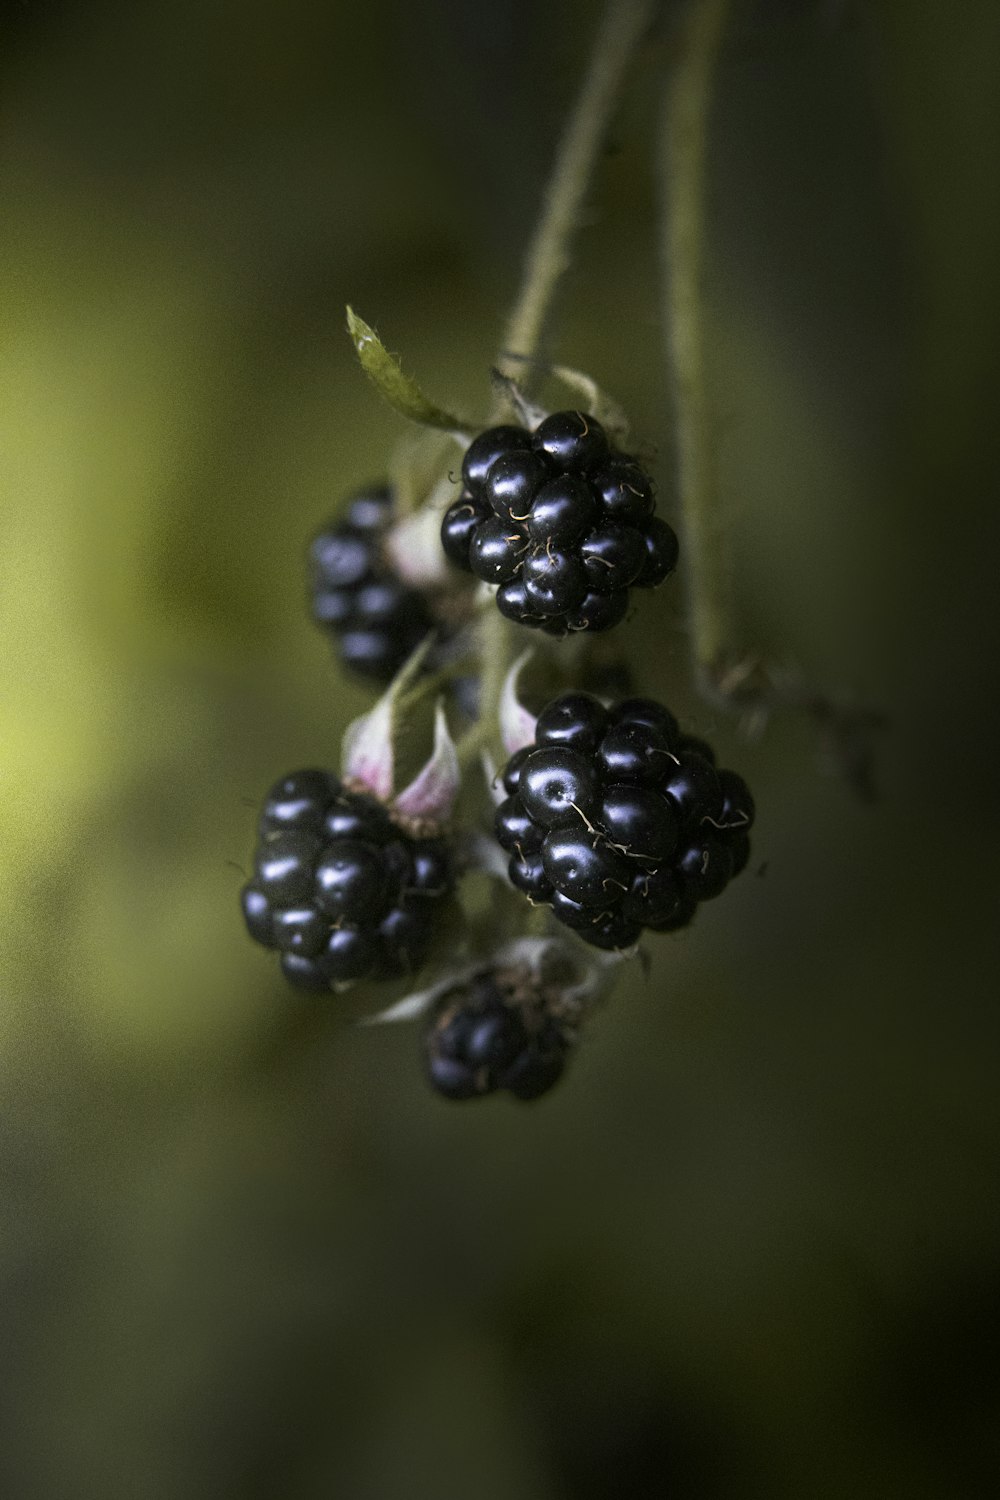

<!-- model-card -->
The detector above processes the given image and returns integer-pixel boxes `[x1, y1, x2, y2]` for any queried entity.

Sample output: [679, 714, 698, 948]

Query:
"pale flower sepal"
[499, 649, 537, 755]
[340, 638, 433, 800]
[384, 504, 452, 589]
[392, 699, 460, 825]
[361, 934, 622, 1028]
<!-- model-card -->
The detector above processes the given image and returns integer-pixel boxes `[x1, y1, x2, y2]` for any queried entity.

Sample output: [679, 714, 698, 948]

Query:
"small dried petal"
[341, 638, 433, 798]
[385, 505, 453, 588]
[499, 650, 538, 755]
[393, 700, 460, 825]
[341, 694, 395, 801]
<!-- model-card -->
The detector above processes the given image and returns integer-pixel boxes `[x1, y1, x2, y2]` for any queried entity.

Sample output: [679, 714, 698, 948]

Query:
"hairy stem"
[498, 0, 658, 386]
[660, 0, 883, 797]
[662, 0, 732, 687]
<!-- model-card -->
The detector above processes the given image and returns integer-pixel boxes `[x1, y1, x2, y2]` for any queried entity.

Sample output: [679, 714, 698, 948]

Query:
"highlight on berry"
[441, 411, 678, 635]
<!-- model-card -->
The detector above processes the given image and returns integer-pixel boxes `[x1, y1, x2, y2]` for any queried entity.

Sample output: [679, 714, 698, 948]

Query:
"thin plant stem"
[662, 0, 732, 689]
[660, 0, 883, 797]
[464, 0, 657, 759]
[498, 0, 658, 387]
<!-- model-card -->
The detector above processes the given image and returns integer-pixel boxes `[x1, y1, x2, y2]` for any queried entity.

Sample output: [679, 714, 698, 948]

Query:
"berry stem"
[458, 0, 657, 768]
[660, 0, 884, 797]
[661, 0, 732, 688]
[498, 0, 658, 392]
[456, 605, 512, 769]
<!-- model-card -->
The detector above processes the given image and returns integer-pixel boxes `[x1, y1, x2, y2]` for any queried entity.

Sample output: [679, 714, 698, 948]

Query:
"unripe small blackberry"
[424, 968, 572, 1102]
[494, 692, 755, 949]
[241, 770, 455, 989]
[440, 411, 678, 636]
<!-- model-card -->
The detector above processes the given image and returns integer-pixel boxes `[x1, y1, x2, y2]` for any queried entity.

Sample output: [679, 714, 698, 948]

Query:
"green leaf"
[346, 307, 473, 432]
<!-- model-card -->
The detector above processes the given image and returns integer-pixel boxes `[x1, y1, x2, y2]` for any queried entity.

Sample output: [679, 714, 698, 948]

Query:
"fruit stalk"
[661, 0, 883, 792]
[498, 0, 658, 393]
[662, 0, 732, 693]
[461, 0, 659, 765]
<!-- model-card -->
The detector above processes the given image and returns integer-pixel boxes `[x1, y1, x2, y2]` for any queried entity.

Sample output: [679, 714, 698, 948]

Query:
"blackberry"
[518, 746, 599, 826]
[440, 410, 678, 635]
[310, 484, 437, 684]
[424, 970, 571, 1102]
[241, 769, 455, 989]
[494, 691, 755, 949]
[440, 492, 489, 569]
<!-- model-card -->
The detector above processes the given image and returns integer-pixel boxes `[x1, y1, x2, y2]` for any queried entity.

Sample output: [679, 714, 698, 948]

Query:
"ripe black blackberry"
[495, 692, 755, 949]
[311, 484, 437, 683]
[241, 769, 455, 990]
[424, 969, 571, 1102]
[440, 411, 678, 635]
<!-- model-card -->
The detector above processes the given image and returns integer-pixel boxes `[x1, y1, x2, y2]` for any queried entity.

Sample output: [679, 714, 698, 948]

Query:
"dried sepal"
[493, 354, 631, 444]
[545, 363, 630, 444]
[362, 934, 620, 1029]
[499, 649, 537, 755]
[487, 367, 547, 429]
[341, 637, 434, 799]
[392, 699, 460, 826]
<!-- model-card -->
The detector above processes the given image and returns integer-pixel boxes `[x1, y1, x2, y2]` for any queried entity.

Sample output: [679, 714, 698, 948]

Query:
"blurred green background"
[2, 1, 998, 1495]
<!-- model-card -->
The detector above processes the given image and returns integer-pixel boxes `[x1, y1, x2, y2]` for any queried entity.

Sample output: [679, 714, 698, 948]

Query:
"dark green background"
[2, 2, 998, 1495]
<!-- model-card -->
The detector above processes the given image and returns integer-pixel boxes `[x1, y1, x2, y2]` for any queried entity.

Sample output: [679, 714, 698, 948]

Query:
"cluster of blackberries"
[496, 693, 754, 950]
[441, 410, 678, 634]
[311, 485, 436, 682]
[241, 770, 454, 989]
[424, 971, 570, 1102]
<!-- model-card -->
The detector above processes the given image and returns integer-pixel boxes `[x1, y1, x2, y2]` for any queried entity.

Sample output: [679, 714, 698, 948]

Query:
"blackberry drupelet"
[241, 769, 455, 989]
[440, 411, 678, 635]
[495, 692, 755, 949]
[424, 971, 570, 1102]
[311, 484, 436, 683]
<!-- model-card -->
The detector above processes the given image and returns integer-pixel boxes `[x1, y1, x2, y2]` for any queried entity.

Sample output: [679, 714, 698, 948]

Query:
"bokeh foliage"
[1, 1, 998, 1495]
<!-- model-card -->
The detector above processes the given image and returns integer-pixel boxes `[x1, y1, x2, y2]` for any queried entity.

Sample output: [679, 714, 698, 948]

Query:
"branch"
[661, 0, 883, 796]
[498, 0, 658, 384]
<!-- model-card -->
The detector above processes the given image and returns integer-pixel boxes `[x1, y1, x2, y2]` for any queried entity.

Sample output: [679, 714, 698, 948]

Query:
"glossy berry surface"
[522, 548, 588, 616]
[519, 747, 598, 827]
[534, 691, 609, 754]
[441, 411, 678, 635]
[424, 971, 571, 1102]
[310, 484, 437, 684]
[241, 770, 454, 991]
[440, 492, 489, 568]
[495, 692, 755, 948]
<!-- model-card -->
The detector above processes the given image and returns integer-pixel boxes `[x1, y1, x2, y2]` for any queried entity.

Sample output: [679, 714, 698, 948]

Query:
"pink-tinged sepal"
[392, 700, 460, 825]
[499, 649, 537, 755]
[340, 638, 433, 799]
[362, 935, 621, 1028]
[341, 692, 395, 800]
[385, 505, 452, 589]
